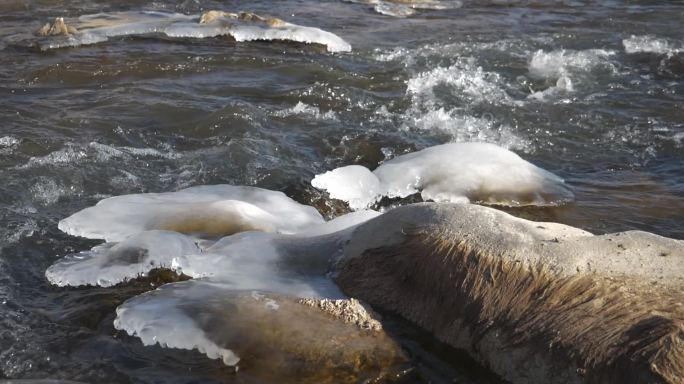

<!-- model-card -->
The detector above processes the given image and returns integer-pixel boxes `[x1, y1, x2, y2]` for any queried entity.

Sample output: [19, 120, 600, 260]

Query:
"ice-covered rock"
[34, 10, 351, 52]
[49, 209, 379, 294]
[58, 185, 325, 242]
[312, 142, 574, 210]
[45, 230, 198, 287]
[114, 280, 407, 380]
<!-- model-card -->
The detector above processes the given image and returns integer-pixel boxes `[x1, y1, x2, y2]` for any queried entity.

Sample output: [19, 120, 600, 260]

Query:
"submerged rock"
[334, 202, 684, 384]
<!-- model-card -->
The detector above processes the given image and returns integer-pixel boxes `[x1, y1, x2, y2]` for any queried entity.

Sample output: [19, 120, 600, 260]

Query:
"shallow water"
[1, 0, 683, 382]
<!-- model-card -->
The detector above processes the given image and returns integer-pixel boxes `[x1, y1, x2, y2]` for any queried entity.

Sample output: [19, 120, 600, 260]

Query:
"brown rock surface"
[335, 203, 684, 384]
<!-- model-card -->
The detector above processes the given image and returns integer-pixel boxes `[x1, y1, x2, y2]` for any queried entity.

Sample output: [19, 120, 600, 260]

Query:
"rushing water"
[1, 0, 683, 382]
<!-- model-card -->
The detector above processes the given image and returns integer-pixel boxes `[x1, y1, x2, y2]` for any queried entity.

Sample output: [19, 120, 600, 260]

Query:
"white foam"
[58, 185, 324, 242]
[312, 142, 574, 209]
[38, 11, 351, 53]
[407, 58, 519, 107]
[622, 35, 682, 55]
[46, 230, 199, 287]
[22, 141, 179, 169]
[0, 136, 19, 148]
[345, 0, 462, 17]
[527, 49, 615, 99]
[273, 101, 338, 120]
[403, 107, 531, 150]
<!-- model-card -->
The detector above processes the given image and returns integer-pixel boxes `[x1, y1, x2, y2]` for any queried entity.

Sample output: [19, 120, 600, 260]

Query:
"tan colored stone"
[335, 203, 684, 384]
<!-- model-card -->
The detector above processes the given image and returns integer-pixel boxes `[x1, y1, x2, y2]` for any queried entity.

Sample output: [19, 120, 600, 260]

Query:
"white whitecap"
[622, 35, 682, 55]
[527, 49, 616, 100]
[312, 142, 574, 209]
[345, 0, 462, 17]
[58, 185, 324, 242]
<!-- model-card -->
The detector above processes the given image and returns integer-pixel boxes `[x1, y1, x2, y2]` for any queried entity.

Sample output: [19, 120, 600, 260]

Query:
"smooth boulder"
[334, 203, 684, 384]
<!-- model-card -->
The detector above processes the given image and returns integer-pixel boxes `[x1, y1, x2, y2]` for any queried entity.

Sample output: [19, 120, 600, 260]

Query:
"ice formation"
[35, 11, 351, 52]
[113, 280, 405, 374]
[345, 0, 462, 18]
[58, 185, 325, 242]
[45, 230, 199, 287]
[47, 181, 385, 369]
[49, 209, 378, 290]
[312, 142, 574, 210]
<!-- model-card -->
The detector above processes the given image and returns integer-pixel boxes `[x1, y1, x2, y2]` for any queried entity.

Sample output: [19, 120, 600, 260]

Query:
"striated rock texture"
[334, 203, 684, 384]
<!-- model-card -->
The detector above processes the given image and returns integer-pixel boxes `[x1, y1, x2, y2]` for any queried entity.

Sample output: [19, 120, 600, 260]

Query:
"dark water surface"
[1, 0, 683, 382]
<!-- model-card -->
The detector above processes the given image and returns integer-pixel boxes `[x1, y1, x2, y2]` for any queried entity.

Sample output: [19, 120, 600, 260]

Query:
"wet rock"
[299, 297, 383, 331]
[115, 282, 408, 383]
[35, 17, 78, 36]
[335, 202, 684, 384]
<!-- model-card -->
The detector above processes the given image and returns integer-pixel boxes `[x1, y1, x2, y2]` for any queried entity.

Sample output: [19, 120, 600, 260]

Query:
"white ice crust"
[58, 184, 325, 242]
[39, 11, 351, 53]
[45, 230, 198, 287]
[50, 192, 379, 365]
[312, 142, 573, 209]
[49, 209, 378, 289]
[113, 280, 242, 366]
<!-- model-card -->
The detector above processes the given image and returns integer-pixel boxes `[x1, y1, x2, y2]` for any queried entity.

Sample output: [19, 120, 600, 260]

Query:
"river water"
[1, 0, 683, 382]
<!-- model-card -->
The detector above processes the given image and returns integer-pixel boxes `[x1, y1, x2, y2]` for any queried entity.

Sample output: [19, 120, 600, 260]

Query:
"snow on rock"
[58, 185, 324, 242]
[312, 142, 574, 209]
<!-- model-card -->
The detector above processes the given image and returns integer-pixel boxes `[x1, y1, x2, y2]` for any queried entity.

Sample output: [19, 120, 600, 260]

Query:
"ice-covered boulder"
[114, 281, 407, 381]
[34, 10, 351, 52]
[312, 142, 574, 210]
[58, 185, 325, 242]
[49, 209, 378, 292]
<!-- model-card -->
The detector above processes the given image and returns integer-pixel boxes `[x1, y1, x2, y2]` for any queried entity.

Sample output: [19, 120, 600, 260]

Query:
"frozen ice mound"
[35, 10, 351, 52]
[312, 142, 574, 210]
[58, 185, 325, 242]
[113, 280, 406, 375]
[48, 188, 386, 371]
[49, 208, 378, 292]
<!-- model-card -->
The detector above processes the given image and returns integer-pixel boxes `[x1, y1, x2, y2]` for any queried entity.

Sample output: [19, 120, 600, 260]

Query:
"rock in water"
[334, 202, 684, 384]
[33, 10, 351, 52]
[114, 281, 407, 383]
[58, 184, 325, 242]
[312, 142, 574, 210]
